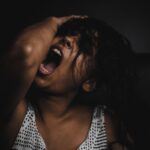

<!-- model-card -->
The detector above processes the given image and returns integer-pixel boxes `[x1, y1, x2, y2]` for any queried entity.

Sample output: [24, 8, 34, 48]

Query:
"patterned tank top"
[12, 105, 108, 150]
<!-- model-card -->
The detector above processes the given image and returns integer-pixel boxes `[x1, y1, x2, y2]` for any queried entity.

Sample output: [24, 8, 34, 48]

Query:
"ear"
[82, 79, 96, 92]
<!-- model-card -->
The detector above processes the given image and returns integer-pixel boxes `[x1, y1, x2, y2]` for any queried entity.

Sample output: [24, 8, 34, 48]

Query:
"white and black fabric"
[12, 105, 108, 150]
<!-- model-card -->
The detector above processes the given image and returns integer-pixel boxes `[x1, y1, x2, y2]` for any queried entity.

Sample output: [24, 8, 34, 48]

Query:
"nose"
[59, 37, 73, 50]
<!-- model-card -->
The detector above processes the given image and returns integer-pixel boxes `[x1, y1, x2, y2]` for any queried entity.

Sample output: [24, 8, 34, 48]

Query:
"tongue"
[39, 63, 56, 75]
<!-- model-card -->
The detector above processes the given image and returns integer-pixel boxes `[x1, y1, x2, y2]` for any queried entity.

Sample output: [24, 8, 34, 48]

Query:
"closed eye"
[65, 39, 72, 49]
[60, 38, 72, 50]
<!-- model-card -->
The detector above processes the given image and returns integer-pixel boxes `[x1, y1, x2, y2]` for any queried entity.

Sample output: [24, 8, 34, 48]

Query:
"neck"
[28, 86, 79, 119]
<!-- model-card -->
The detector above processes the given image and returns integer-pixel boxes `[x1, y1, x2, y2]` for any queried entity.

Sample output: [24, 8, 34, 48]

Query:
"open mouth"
[38, 46, 62, 76]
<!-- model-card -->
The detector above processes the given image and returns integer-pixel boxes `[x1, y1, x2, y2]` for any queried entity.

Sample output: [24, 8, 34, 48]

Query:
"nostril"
[59, 38, 73, 50]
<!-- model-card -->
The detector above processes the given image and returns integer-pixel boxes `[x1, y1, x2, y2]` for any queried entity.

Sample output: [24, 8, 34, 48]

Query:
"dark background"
[1, 0, 150, 149]
[1, 0, 150, 53]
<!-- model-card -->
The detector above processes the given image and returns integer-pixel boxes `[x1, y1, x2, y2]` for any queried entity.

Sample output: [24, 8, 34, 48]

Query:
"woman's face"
[34, 35, 94, 95]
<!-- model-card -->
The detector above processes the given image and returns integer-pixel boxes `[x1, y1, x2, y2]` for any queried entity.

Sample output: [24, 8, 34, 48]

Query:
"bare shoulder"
[0, 99, 27, 149]
[104, 109, 134, 150]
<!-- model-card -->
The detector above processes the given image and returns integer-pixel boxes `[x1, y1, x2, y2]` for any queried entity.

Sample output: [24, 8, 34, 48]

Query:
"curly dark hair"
[57, 17, 136, 108]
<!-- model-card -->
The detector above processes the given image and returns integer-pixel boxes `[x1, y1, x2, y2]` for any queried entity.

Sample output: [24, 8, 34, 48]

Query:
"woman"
[0, 16, 135, 149]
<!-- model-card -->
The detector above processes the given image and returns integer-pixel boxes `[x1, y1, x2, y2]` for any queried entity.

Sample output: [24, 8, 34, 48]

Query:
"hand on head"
[45, 15, 88, 30]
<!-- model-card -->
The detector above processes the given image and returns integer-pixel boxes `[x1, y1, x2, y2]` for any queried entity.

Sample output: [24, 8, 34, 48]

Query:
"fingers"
[70, 15, 88, 19]
[61, 15, 88, 20]
[56, 15, 89, 27]
[43, 15, 88, 34]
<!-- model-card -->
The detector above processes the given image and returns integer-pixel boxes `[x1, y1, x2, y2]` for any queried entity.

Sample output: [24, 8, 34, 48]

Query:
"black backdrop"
[1, 0, 150, 53]
[1, 0, 150, 149]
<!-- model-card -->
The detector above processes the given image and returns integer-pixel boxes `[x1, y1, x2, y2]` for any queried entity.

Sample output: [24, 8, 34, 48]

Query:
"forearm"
[13, 17, 58, 68]
[0, 17, 59, 116]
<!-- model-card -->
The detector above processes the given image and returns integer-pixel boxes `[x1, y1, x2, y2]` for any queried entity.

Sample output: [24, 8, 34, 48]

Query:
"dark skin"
[0, 16, 130, 150]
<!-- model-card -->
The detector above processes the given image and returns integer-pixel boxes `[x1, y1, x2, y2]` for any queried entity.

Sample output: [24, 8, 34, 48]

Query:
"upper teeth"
[53, 48, 61, 56]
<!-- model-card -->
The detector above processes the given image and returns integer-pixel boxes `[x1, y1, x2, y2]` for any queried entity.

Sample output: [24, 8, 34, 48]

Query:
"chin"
[34, 76, 49, 89]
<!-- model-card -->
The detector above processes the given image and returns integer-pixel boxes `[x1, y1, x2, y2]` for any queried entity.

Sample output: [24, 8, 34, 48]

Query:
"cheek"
[74, 54, 95, 85]
[74, 55, 90, 83]
[47, 67, 79, 93]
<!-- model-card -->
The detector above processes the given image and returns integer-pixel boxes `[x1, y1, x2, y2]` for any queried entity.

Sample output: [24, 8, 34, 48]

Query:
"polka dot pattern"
[12, 105, 108, 150]
[77, 106, 107, 150]
[12, 105, 46, 150]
